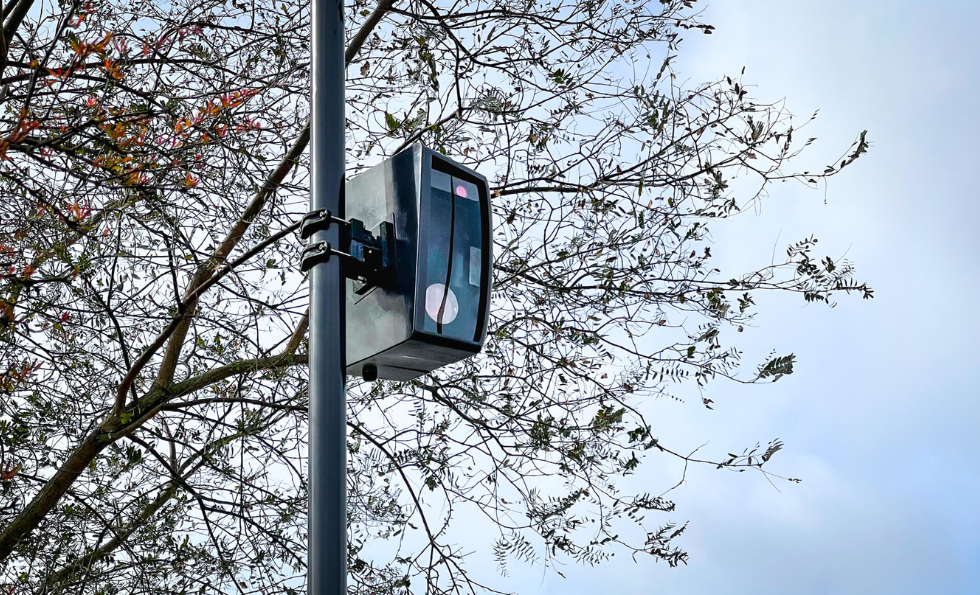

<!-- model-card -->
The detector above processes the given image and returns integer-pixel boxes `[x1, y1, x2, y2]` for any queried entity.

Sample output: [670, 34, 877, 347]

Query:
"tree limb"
[0, 0, 401, 565]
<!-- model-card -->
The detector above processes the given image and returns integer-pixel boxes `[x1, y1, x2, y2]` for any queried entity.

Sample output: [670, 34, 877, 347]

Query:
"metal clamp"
[300, 241, 348, 273]
[299, 210, 396, 293]
[300, 209, 347, 241]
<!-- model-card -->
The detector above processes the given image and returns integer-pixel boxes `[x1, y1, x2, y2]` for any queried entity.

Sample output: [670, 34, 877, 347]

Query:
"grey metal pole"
[308, 0, 346, 586]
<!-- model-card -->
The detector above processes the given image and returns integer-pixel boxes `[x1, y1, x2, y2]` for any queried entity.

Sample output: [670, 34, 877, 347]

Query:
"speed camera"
[341, 144, 493, 381]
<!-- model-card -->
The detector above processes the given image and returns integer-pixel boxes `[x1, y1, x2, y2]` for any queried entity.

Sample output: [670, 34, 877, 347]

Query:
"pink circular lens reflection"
[424, 283, 459, 325]
[455, 185, 467, 198]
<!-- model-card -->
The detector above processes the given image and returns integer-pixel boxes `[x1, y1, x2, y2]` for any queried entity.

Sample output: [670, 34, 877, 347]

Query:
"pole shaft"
[309, 0, 346, 588]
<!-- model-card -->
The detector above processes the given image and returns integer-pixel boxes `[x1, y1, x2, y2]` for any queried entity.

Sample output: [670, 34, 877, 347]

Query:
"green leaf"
[384, 111, 400, 135]
[757, 354, 796, 381]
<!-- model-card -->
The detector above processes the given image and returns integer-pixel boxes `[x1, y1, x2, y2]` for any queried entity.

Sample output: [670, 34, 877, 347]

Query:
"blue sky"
[457, 1, 980, 592]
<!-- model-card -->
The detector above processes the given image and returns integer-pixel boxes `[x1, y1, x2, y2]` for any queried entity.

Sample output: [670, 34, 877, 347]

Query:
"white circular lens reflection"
[425, 283, 459, 325]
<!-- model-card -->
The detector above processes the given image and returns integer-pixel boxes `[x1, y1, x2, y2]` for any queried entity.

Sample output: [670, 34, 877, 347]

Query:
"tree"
[0, 0, 872, 591]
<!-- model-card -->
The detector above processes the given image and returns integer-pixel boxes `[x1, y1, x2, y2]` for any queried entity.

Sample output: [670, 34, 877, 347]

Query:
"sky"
[456, 1, 980, 593]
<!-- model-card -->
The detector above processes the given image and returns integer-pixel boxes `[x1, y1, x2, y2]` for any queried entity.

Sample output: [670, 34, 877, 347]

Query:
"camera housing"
[343, 144, 493, 381]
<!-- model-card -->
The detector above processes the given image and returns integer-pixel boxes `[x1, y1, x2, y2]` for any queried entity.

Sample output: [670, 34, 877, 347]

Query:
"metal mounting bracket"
[299, 208, 346, 241]
[299, 210, 395, 294]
